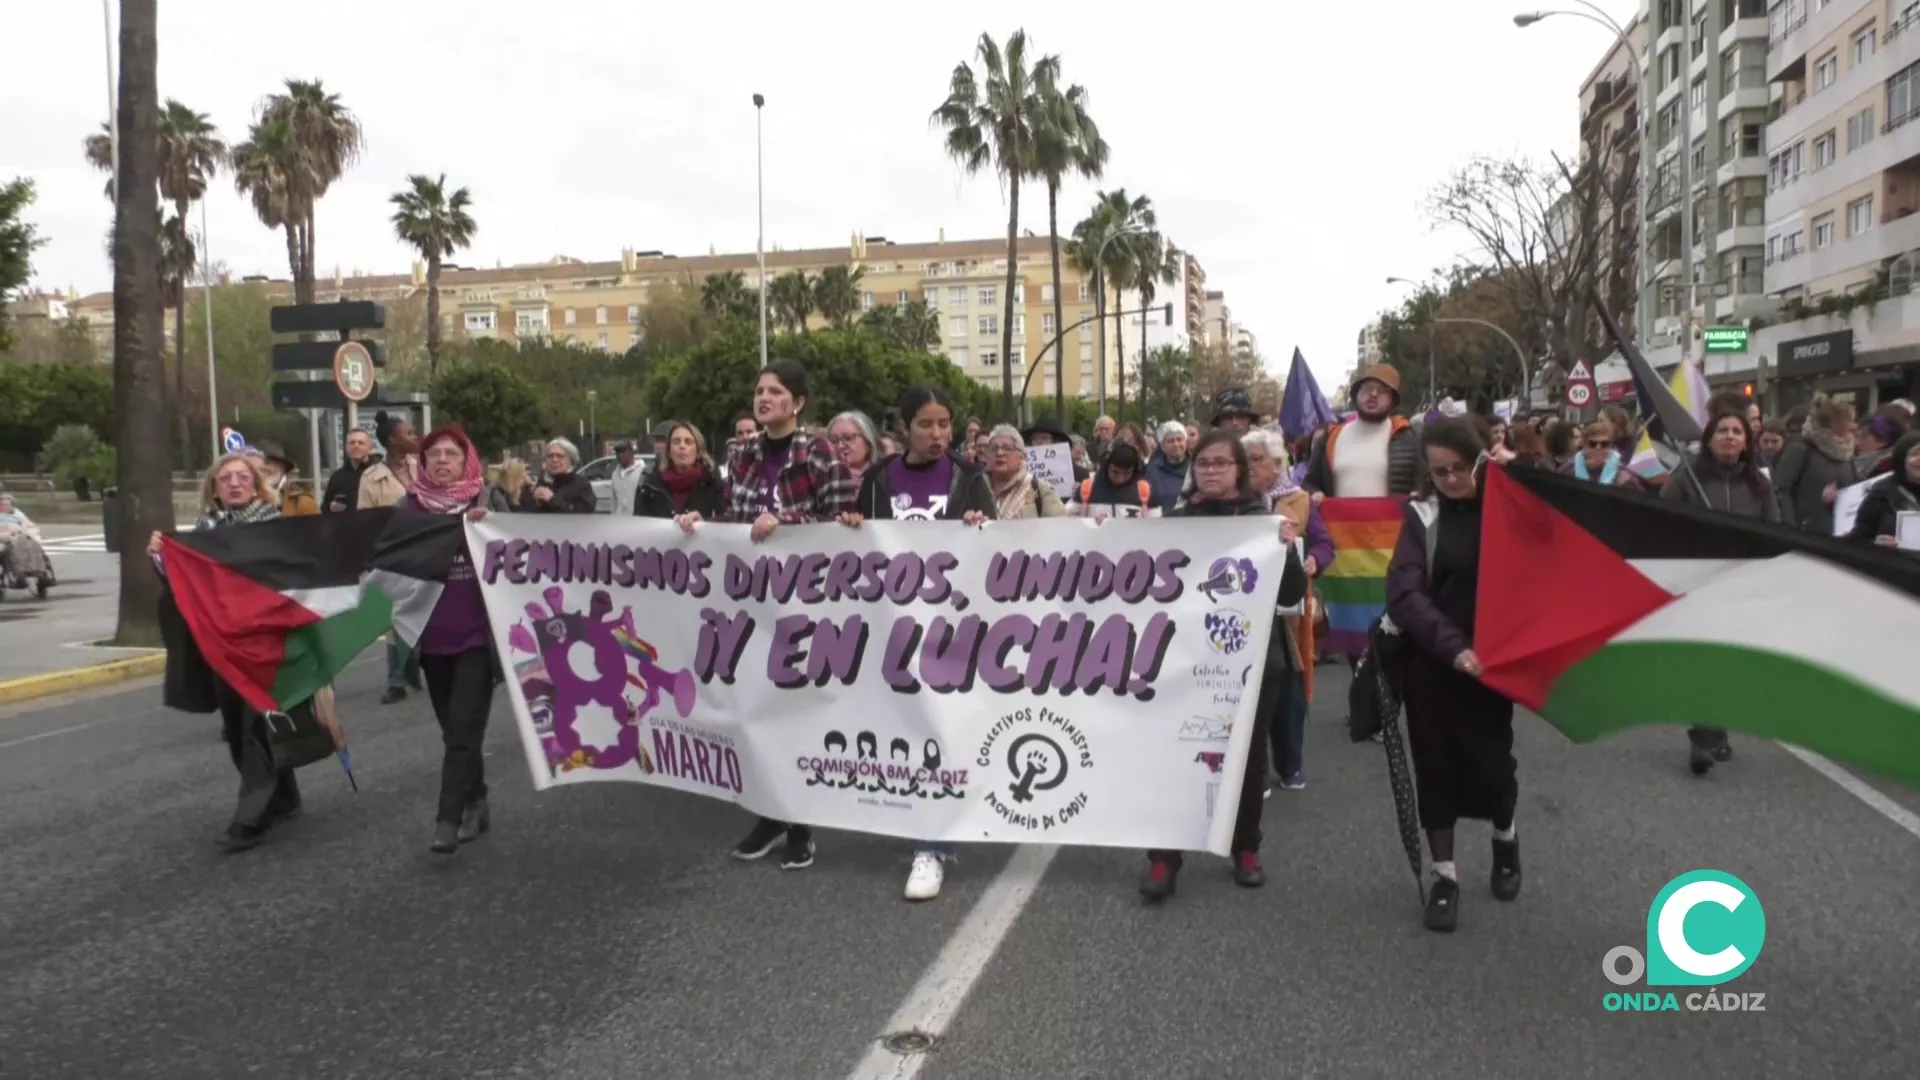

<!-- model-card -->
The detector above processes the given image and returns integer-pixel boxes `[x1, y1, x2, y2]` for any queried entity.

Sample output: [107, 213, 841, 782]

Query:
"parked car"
[575, 454, 653, 513]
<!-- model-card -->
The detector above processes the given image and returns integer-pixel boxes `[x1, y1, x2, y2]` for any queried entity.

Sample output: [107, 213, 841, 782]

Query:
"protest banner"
[469, 515, 1286, 854]
[1025, 444, 1075, 499]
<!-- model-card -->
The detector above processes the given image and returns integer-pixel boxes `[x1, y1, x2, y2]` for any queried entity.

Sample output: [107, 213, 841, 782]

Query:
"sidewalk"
[0, 539, 153, 682]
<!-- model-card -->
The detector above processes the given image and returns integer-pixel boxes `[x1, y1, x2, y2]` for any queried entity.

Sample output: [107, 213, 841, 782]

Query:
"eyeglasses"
[1584, 440, 1612, 450]
[989, 443, 1022, 455]
[1193, 457, 1236, 472]
[1431, 462, 1475, 481]
[827, 433, 862, 445]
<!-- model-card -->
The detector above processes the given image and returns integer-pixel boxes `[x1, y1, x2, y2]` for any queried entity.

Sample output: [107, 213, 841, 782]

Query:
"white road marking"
[844, 844, 1058, 1080]
[1782, 744, 1920, 842]
[0, 719, 119, 749]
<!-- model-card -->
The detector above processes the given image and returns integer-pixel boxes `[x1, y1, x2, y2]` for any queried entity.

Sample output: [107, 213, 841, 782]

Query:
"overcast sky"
[2, 1, 1625, 392]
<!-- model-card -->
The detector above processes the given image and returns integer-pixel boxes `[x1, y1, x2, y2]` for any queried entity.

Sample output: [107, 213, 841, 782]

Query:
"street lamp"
[1515, 4, 1654, 352]
[586, 389, 598, 456]
[753, 93, 768, 370]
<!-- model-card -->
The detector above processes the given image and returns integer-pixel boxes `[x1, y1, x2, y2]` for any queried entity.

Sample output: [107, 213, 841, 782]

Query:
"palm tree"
[157, 211, 196, 464]
[389, 173, 477, 377]
[701, 270, 753, 319]
[156, 101, 224, 469]
[230, 114, 307, 294]
[1031, 70, 1106, 421]
[814, 264, 865, 328]
[1070, 188, 1155, 420]
[768, 271, 815, 333]
[235, 80, 362, 305]
[899, 299, 940, 352]
[110, 0, 173, 645]
[859, 303, 904, 346]
[932, 30, 1056, 421]
[82, 122, 117, 200]
[1130, 232, 1180, 425]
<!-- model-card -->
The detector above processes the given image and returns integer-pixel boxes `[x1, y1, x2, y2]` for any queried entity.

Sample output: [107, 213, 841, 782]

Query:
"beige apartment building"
[67, 233, 1133, 400]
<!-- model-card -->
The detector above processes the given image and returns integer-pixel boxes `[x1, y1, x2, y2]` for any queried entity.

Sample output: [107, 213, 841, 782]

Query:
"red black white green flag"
[162, 510, 465, 712]
[1474, 465, 1920, 790]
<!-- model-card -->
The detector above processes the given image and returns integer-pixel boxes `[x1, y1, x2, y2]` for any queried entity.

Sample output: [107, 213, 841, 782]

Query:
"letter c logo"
[1657, 880, 1748, 978]
[1644, 870, 1765, 986]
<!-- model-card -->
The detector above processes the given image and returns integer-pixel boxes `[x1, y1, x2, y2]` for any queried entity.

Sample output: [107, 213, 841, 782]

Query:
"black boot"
[1491, 835, 1522, 901]
[1139, 857, 1179, 901]
[1710, 730, 1733, 762]
[430, 821, 459, 854]
[1424, 874, 1459, 932]
[457, 798, 490, 844]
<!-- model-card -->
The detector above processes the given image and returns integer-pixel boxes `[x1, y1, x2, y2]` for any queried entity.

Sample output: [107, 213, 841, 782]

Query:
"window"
[861, 292, 874, 312]
[1890, 60, 1920, 129]
[597, 332, 609, 350]
[1854, 23, 1876, 65]
[1691, 13, 1708, 57]
[595, 305, 607, 324]
[979, 285, 997, 307]
[465, 311, 495, 331]
[1689, 76, 1706, 109]
[950, 347, 968, 368]
[1813, 213, 1835, 248]
[516, 310, 547, 334]
[564, 308, 577, 325]
[1849, 195, 1875, 235]
[1786, 230, 1805, 257]
[1077, 281, 1091, 301]
[1848, 107, 1876, 149]
[1041, 283, 1055, 303]
[1011, 314, 1025, 335]
[1079, 373, 1093, 395]
[981, 350, 999, 367]
[1009, 345, 1024, 368]
[1080, 342, 1093, 362]
[948, 315, 967, 337]
[977, 314, 998, 335]
[924, 288, 939, 309]
[1814, 130, 1837, 167]
[897, 289, 909, 305]
[949, 285, 967, 307]
[1768, 140, 1804, 190]
[1042, 313, 1057, 336]
[1815, 52, 1838, 90]
[626, 304, 640, 324]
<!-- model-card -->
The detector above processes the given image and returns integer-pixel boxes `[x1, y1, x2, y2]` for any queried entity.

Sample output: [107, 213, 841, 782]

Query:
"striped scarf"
[196, 499, 282, 530]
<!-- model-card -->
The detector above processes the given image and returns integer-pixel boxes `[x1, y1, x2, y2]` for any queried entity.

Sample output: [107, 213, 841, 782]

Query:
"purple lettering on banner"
[684, 551, 712, 598]
[1129, 611, 1175, 699]
[882, 617, 924, 692]
[795, 553, 831, 604]
[1025, 613, 1091, 693]
[1078, 552, 1115, 602]
[610, 544, 635, 588]
[766, 614, 816, 689]
[809, 614, 868, 686]
[979, 614, 1036, 692]
[984, 553, 1022, 603]
[527, 540, 558, 583]
[822, 551, 862, 601]
[882, 553, 924, 604]
[919, 552, 957, 605]
[651, 729, 677, 774]
[919, 614, 984, 692]
[723, 554, 754, 601]
[502, 539, 529, 583]
[481, 540, 509, 584]
[768, 555, 805, 604]
[1151, 550, 1189, 602]
[692, 737, 714, 786]
[696, 609, 755, 684]
[1075, 614, 1133, 694]
[857, 552, 889, 601]
[1113, 550, 1154, 603]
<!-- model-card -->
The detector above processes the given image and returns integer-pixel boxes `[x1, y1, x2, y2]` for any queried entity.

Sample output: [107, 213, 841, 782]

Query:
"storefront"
[1770, 329, 1856, 415]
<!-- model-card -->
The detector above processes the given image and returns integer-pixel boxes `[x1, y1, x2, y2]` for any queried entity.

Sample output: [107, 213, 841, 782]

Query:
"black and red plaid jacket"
[719, 430, 858, 524]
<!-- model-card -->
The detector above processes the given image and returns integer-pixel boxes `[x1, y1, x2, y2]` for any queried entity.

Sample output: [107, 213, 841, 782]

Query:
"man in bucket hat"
[1211, 388, 1259, 433]
[1303, 363, 1422, 498]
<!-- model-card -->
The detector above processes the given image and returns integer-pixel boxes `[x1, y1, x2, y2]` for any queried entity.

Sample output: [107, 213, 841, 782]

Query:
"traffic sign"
[1703, 326, 1749, 353]
[1565, 358, 1597, 409]
[333, 341, 375, 402]
[272, 339, 386, 371]
[272, 380, 387, 410]
[269, 300, 385, 335]
[220, 426, 246, 453]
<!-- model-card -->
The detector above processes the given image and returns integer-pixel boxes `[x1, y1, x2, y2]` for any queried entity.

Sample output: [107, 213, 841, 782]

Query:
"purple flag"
[1279, 348, 1337, 440]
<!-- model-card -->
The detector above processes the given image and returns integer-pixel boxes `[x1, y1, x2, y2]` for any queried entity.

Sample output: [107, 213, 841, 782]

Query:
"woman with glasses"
[1385, 419, 1519, 932]
[826, 411, 881, 487]
[979, 425, 1066, 518]
[1557, 419, 1643, 490]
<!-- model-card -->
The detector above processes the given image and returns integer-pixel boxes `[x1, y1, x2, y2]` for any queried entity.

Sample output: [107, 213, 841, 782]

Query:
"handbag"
[261, 701, 337, 772]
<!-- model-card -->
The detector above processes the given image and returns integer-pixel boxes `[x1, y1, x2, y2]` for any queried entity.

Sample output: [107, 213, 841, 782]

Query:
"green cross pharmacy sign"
[1703, 326, 1749, 353]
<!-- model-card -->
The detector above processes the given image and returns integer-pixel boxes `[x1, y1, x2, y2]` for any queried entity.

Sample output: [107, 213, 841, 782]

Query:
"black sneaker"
[1710, 734, 1733, 763]
[380, 686, 407, 705]
[1424, 874, 1459, 932]
[1491, 836, 1522, 901]
[729, 819, 787, 861]
[216, 824, 265, 853]
[779, 834, 815, 870]
[1139, 858, 1179, 901]
[1689, 744, 1713, 775]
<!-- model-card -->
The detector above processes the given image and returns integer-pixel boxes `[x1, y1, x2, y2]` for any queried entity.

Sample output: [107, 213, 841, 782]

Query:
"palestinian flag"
[162, 509, 466, 713]
[1476, 466, 1920, 790]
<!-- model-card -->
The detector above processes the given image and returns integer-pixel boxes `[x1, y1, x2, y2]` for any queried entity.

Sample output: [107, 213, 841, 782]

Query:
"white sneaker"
[904, 852, 945, 901]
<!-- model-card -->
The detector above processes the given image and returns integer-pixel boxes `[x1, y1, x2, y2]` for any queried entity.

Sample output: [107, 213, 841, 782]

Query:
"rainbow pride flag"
[1318, 497, 1407, 656]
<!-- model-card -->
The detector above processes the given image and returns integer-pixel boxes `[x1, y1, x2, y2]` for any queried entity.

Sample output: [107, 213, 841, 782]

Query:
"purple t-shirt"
[419, 548, 489, 655]
[755, 437, 792, 515]
[886, 456, 954, 520]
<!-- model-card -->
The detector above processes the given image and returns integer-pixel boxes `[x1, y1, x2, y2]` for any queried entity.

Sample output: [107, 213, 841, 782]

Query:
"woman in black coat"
[635, 421, 726, 519]
[534, 437, 598, 513]
[1138, 428, 1305, 903]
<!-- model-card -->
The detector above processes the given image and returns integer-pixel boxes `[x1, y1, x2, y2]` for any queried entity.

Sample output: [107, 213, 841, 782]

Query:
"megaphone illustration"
[1199, 557, 1257, 602]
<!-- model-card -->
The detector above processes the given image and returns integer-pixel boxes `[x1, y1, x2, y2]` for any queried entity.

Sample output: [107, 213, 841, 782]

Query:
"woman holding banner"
[676, 358, 858, 872]
[981, 425, 1067, 519]
[1242, 429, 1333, 794]
[840, 386, 993, 901]
[1139, 429, 1306, 902]
[405, 426, 499, 854]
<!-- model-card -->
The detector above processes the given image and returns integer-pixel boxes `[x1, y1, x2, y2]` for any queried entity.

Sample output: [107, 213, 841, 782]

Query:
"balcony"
[1716, 152, 1767, 185]
[1657, 74, 1684, 110]
[1764, 204, 1920, 293]
[1716, 222, 1767, 251]
[1719, 15, 1769, 54]
[1768, 0, 1851, 81]
[1716, 83, 1769, 121]
[1767, 105, 1920, 222]
[1769, 29, 1920, 149]
[1657, 24, 1685, 57]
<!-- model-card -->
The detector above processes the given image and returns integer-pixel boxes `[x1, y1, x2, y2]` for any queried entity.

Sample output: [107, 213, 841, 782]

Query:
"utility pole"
[1676, 11, 1696, 363]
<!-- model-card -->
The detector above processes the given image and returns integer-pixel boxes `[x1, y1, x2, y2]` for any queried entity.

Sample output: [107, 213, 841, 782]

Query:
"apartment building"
[67, 233, 1128, 401]
[1119, 243, 1210, 361]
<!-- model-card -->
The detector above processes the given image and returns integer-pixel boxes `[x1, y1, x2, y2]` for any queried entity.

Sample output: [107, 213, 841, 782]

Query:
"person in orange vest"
[1303, 363, 1424, 498]
[1073, 441, 1157, 519]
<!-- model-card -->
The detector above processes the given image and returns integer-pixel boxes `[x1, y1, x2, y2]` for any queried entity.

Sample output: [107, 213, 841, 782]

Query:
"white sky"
[0, 0, 1629, 393]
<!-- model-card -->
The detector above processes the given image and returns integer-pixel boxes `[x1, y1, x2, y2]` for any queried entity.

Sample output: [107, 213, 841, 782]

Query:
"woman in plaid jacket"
[676, 358, 857, 870]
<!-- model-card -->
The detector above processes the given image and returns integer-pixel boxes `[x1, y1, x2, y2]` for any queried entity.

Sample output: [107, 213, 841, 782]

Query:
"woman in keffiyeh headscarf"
[403, 425, 500, 855]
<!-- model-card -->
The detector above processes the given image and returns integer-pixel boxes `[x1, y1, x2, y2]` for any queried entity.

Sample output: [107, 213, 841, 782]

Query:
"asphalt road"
[0, 533, 139, 680]
[1, 660, 1916, 1080]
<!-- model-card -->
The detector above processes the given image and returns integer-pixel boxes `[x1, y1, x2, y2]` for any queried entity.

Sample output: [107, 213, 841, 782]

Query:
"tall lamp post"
[102, 0, 117, 204]
[753, 93, 768, 369]
[1515, 5, 1652, 351]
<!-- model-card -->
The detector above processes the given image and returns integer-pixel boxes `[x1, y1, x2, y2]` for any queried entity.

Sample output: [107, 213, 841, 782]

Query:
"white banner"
[468, 516, 1285, 854]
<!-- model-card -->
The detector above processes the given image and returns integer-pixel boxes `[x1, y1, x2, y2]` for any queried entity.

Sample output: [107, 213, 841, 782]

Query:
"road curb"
[0, 654, 165, 705]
